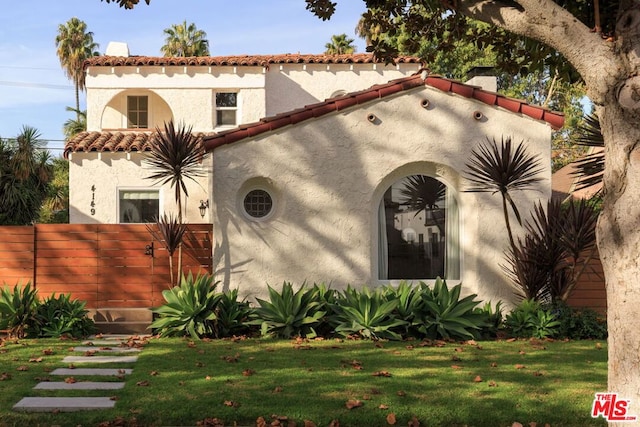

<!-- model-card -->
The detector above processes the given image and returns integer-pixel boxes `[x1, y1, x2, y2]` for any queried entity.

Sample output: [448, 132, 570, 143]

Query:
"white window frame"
[214, 91, 238, 128]
[117, 188, 160, 224]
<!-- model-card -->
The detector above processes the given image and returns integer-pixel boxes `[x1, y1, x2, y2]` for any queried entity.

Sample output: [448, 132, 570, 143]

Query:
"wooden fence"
[0, 224, 212, 310]
[565, 254, 607, 315]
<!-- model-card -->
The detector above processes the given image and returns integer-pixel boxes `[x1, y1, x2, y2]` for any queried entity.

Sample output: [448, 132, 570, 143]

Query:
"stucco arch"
[100, 89, 174, 130]
[371, 161, 463, 285]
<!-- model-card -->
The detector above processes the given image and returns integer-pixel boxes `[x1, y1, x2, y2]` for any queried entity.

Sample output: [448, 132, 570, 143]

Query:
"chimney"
[105, 41, 130, 57]
[465, 66, 497, 93]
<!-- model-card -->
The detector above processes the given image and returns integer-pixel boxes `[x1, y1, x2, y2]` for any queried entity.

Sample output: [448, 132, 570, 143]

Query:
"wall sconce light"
[199, 199, 209, 218]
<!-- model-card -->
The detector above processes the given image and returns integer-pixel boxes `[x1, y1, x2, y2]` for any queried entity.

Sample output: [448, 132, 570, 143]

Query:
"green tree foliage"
[160, 20, 210, 57]
[63, 107, 87, 140]
[55, 18, 99, 119]
[0, 127, 53, 225]
[38, 158, 69, 224]
[324, 33, 356, 54]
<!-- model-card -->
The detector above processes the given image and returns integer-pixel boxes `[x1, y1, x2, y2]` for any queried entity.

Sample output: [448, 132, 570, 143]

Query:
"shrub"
[505, 299, 560, 338]
[253, 282, 325, 338]
[382, 281, 426, 338]
[150, 272, 221, 339]
[212, 288, 253, 338]
[330, 286, 407, 340]
[33, 293, 96, 338]
[547, 301, 607, 340]
[0, 282, 39, 338]
[475, 300, 504, 339]
[416, 278, 487, 340]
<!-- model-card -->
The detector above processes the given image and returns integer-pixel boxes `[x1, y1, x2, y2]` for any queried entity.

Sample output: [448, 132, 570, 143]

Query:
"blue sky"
[0, 0, 368, 154]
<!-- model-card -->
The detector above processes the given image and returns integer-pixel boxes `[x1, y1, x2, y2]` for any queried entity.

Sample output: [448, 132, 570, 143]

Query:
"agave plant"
[382, 281, 427, 338]
[330, 286, 407, 340]
[213, 288, 253, 338]
[416, 278, 486, 340]
[34, 293, 96, 338]
[150, 272, 220, 339]
[0, 282, 39, 338]
[465, 136, 544, 251]
[253, 282, 325, 338]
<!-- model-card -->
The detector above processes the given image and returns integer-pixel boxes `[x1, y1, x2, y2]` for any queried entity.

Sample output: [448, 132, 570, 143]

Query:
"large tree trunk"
[598, 103, 640, 424]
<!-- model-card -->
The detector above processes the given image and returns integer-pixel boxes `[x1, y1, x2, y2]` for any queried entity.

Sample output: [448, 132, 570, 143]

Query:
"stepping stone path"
[13, 335, 147, 413]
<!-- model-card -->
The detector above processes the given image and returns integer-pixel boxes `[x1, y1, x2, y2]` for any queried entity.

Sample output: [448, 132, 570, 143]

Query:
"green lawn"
[0, 337, 607, 427]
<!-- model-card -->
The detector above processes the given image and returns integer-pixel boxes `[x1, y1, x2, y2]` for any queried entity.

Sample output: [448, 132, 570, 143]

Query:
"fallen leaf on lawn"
[405, 345, 414, 350]
[303, 420, 316, 427]
[150, 370, 159, 376]
[451, 365, 463, 369]
[16, 366, 28, 371]
[273, 386, 283, 393]
[396, 390, 406, 397]
[42, 348, 54, 355]
[454, 347, 464, 352]
[84, 350, 95, 357]
[205, 375, 212, 380]
[466, 340, 477, 346]
[196, 417, 225, 427]
[373, 371, 392, 377]
[195, 362, 205, 367]
[529, 422, 537, 427]
[512, 423, 523, 427]
[595, 343, 602, 350]
[29, 357, 43, 363]
[533, 371, 544, 377]
[223, 400, 240, 408]
[474, 375, 483, 382]
[515, 364, 526, 370]
[370, 387, 382, 395]
[222, 354, 240, 363]
[34, 376, 50, 382]
[519, 350, 526, 355]
[488, 381, 498, 387]
[136, 380, 149, 386]
[490, 362, 498, 367]
[109, 396, 118, 401]
[386, 413, 397, 425]
[187, 341, 196, 348]
[64, 377, 76, 384]
[379, 404, 389, 410]
[179, 381, 185, 386]
[328, 420, 340, 427]
[345, 399, 363, 409]
[451, 355, 461, 361]
[256, 416, 267, 427]
[506, 338, 517, 342]
[242, 369, 255, 376]
[352, 364, 363, 370]
[362, 394, 371, 400]
[0, 372, 12, 381]
[407, 415, 420, 427]
[99, 347, 112, 351]
[117, 369, 126, 374]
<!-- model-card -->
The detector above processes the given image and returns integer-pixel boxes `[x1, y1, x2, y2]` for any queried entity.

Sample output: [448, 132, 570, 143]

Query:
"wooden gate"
[0, 224, 213, 309]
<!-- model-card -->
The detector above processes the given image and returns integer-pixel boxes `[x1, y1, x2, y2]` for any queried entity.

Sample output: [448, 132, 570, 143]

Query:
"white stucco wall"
[85, 62, 420, 132]
[69, 152, 212, 224]
[210, 85, 552, 305]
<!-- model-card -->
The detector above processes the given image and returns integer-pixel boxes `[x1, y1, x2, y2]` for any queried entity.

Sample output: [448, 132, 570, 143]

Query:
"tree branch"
[457, 0, 620, 103]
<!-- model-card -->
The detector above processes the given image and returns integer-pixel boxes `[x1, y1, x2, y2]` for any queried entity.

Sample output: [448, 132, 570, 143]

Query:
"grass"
[0, 336, 607, 427]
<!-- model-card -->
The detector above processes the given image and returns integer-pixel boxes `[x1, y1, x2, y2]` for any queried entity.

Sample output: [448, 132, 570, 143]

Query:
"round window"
[243, 189, 273, 219]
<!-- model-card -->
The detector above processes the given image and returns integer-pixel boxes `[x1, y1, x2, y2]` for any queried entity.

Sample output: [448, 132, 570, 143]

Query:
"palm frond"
[571, 112, 604, 192]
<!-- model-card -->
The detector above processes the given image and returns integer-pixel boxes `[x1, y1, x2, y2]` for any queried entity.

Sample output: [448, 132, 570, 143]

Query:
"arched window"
[378, 175, 460, 280]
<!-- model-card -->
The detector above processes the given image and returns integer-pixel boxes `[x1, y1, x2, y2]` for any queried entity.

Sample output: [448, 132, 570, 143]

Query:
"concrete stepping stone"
[13, 397, 116, 412]
[72, 346, 141, 353]
[62, 355, 138, 364]
[50, 368, 132, 376]
[34, 381, 125, 390]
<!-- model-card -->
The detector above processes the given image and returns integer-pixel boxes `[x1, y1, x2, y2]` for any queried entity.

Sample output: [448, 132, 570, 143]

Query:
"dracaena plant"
[464, 136, 544, 252]
[253, 282, 325, 339]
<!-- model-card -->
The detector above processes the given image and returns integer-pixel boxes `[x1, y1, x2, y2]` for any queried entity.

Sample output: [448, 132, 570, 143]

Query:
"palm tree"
[355, 16, 381, 46]
[160, 21, 210, 57]
[55, 18, 99, 121]
[324, 33, 356, 54]
[398, 175, 446, 230]
[0, 126, 53, 225]
[63, 107, 87, 140]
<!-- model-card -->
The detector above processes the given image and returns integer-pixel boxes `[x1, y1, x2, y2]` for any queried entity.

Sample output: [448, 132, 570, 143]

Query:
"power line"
[0, 80, 72, 90]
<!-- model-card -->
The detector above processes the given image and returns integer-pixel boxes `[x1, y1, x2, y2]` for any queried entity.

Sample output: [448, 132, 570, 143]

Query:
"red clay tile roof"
[203, 74, 565, 151]
[64, 131, 213, 158]
[84, 53, 423, 69]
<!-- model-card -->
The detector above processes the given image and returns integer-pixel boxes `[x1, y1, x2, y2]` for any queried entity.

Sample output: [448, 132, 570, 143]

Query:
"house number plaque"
[90, 185, 96, 216]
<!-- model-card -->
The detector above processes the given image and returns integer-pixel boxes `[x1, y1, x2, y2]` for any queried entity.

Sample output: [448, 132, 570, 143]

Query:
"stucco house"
[65, 45, 564, 304]
[65, 44, 422, 224]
